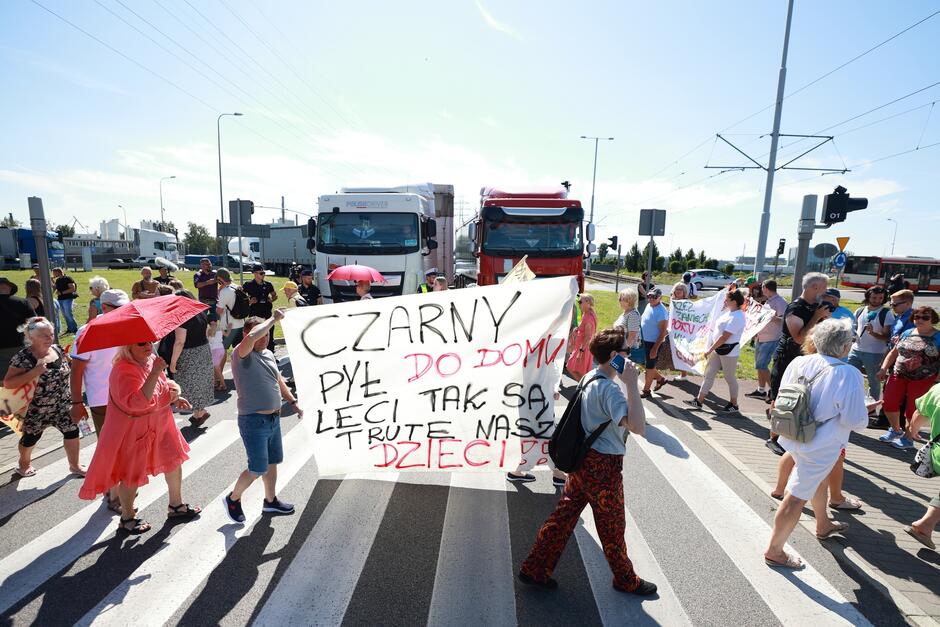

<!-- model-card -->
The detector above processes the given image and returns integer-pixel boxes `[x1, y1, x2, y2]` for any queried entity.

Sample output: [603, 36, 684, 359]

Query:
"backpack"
[228, 287, 251, 320]
[769, 361, 846, 443]
[548, 374, 611, 472]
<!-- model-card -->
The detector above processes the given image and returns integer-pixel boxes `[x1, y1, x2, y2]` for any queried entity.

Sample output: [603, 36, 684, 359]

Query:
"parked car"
[106, 258, 136, 270]
[687, 268, 735, 291]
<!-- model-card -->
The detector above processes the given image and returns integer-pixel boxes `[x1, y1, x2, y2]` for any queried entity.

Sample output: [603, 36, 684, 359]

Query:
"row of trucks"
[218, 183, 590, 303]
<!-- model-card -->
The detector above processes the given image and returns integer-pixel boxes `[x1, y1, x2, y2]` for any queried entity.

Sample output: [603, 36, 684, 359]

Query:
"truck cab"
[469, 187, 588, 291]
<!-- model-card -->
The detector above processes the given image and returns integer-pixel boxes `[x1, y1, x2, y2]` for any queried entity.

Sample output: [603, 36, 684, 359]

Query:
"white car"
[687, 269, 734, 291]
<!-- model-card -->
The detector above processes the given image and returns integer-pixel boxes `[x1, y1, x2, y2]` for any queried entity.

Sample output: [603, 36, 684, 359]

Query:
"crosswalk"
[0, 391, 881, 626]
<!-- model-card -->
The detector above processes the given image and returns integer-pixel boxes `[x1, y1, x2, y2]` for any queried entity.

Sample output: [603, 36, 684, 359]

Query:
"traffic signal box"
[822, 186, 868, 225]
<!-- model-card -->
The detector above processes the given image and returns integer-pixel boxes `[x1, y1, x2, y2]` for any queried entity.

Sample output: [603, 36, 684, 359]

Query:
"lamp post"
[217, 113, 243, 226]
[580, 135, 614, 273]
[159, 175, 176, 227]
[118, 204, 127, 240]
[887, 218, 898, 256]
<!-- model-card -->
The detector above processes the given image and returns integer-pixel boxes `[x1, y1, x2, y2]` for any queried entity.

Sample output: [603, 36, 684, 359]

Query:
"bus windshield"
[317, 212, 420, 254]
[844, 256, 879, 276]
[481, 220, 582, 257]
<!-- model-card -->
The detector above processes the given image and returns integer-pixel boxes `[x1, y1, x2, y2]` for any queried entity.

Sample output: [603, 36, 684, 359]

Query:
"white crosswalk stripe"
[0, 404, 887, 626]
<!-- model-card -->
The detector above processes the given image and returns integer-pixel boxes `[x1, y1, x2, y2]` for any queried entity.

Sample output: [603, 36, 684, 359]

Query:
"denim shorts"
[237, 412, 284, 474]
[754, 340, 777, 371]
[223, 327, 243, 350]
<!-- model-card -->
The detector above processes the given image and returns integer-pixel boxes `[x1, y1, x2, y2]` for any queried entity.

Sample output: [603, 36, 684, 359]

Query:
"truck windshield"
[482, 220, 582, 257]
[317, 212, 419, 254]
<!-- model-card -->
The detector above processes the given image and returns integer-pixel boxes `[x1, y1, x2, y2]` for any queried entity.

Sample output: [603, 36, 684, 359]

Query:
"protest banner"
[281, 276, 577, 475]
[0, 381, 34, 436]
[668, 289, 774, 374]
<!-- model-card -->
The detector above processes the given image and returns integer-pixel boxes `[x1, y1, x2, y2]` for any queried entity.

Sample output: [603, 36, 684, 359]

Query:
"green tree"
[1, 214, 20, 227]
[685, 248, 696, 262]
[656, 256, 666, 271]
[52, 223, 75, 238]
[723, 263, 735, 275]
[183, 222, 218, 254]
[627, 242, 642, 272]
[704, 258, 719, 269]
[670, 247, 684, 263]
[698, 250, 707, 267]
[669, 259, 686, 274]
[597, 242, 609, 262]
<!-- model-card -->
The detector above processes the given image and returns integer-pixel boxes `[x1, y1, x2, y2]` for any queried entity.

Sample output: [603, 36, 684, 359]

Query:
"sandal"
[69, 466, 87, 478]
[769, 492, 784, 501]
[13, 466, 36, 478]
[118, 517, 152, 535]
[829, 498, 862, 511]
[189, 413, 210, 428]
[817, 521, 849, 540]
[904, 525, 936, 551]
[167, 503, 202, 519]
[764, 553, 804, 569]
[653, 377, 668, 391]
[640, 390, 652, 399]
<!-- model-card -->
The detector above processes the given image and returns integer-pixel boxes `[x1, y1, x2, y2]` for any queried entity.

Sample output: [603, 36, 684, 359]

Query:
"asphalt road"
[0, 355, 907, 627]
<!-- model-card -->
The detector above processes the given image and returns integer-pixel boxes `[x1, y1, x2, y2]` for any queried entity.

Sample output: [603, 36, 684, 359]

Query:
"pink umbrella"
[326, 264, 386, 283]
[75, 296, 208, 353]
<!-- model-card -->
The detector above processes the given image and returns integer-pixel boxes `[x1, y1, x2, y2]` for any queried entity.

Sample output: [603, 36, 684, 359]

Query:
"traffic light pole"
[772, 253, 780, 279]
[614, 244, 622, 292]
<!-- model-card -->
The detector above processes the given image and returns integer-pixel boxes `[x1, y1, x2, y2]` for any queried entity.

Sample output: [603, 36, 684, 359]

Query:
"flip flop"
[13, 466, 36, 478]
[769, 492, 784, 501]
[904, 525, 936, 551]
[764, 553, 805, 569]
[829, 498, 862, 510]
[653, 378, 668, 391]
[817, 521, 849, 540]
[69, 467, 87, 478]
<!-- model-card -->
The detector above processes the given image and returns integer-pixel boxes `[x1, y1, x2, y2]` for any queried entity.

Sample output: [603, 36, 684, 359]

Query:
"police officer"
[418, 268, 438, 294]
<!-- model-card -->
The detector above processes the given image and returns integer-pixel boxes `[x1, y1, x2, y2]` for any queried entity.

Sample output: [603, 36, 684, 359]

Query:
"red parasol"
[75, 295, 208, 353]
[325, 264, 386, 283]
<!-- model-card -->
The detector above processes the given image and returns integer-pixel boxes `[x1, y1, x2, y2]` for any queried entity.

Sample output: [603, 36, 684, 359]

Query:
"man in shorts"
[223, 311, 301, 523]
[747, 279, 787, 400]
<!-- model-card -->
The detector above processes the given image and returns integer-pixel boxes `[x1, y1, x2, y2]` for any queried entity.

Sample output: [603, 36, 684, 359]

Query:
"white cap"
[425, 267, 438, 276]
[100, 289, 129, 307]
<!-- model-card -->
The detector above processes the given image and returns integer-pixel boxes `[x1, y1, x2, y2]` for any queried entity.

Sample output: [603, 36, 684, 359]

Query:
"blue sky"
[1, 0, 938, 260]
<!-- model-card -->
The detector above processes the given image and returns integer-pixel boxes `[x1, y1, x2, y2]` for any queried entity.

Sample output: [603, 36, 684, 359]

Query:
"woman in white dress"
[764, 319, 869, 568]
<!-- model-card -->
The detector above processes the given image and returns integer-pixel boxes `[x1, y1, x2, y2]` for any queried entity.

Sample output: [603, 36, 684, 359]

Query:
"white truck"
[312, 183, 454, 302]
[228, 227, 317, 277]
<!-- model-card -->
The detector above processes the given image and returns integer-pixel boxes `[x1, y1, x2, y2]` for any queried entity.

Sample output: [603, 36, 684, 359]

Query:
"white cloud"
[474, 0, 523, 40]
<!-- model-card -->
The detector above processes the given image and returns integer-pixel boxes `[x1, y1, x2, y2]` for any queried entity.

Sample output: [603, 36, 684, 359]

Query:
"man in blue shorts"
[224, 310, 302, 523]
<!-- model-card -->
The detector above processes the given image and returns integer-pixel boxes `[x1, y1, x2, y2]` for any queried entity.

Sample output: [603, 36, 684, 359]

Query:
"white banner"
[281, 277, 577, 475]
[668, 289, 774, 374]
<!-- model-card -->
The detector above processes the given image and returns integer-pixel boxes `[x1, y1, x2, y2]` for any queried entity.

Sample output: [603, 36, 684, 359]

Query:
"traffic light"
[608, 235, 618, 250]
[822, 186, 868, 225]
[776, 238, 786, 256]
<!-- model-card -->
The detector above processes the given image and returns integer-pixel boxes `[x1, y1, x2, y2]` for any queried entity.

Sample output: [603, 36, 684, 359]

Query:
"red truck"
[462, 187, 590, 291]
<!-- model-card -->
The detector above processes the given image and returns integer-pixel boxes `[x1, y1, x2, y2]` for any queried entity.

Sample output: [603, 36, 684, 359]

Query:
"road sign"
[836, 236, 850, 251]
[833, 252, 847, 268]
[639, 209, 666, 237]
[216, 222, 270, 238]
[813, 243, 838, 258]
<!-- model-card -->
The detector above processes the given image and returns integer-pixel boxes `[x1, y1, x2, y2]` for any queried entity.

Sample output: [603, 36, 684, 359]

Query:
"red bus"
[842, 256, 940, 292]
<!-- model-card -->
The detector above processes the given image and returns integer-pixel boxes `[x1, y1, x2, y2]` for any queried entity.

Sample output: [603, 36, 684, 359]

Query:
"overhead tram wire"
[107, 0, 371, 181]
[27, 0, 322, 172]
[637, 9, 940, 181]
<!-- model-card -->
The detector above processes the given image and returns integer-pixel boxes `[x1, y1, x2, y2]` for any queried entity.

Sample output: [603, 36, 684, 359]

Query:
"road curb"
[661, 403, 939, 627]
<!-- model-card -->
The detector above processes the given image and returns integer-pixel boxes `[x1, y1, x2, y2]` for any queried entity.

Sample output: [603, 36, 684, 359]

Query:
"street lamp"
[887, 218, 898, 255]
[218, 113, 243, 225]
[580, 135, 614, 272]
[159, 175, 176, 227]
[118, 204, 127, 240]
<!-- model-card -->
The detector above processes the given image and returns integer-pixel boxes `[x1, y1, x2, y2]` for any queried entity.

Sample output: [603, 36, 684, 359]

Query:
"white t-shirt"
[853, 306, 895, 354]
[710, 309, 746, 357]
[208, 326, 224, 350]
[69, 325, 119, 408]
[217, 284, 244, 330]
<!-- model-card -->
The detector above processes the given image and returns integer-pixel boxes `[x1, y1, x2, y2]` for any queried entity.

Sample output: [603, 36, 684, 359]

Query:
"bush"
[669, 260, 686, 274]
[704, 258, 719, 270]
[722, 263, 735, 275]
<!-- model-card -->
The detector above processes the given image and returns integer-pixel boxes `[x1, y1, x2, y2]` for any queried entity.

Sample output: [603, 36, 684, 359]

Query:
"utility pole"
[281, 195, 286, 224]
[28, 197, 58, 340]
[754, 0, 795, 279]
[614, 243, 622, 292]
[887, 218, 898, 255]
[791, 195, 821, 301]
[580, 135, 613, 274]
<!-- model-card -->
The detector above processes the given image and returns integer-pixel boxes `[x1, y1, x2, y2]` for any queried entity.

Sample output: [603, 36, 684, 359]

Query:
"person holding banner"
[565, 294, 597, 380]
[518, 327, 657, 595]
[224, 311, 301, 523]
[684, 290, 746, 413]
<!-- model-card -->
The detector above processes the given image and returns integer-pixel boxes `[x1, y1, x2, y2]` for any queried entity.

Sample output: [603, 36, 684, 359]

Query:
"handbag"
[715, 343, 738, 356]
[655, 336, 674, 370]
[910, 432, 940, 478]
[629, 321, 646, 365]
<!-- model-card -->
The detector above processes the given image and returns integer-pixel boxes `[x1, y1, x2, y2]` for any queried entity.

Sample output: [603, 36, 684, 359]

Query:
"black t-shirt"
[779, 297, 816, 354]
[180, 312, 209, 349]
[155, 274, 175, 285]
[243, 280, 275, 318]
[54, 275, 77, 300]
[0, 295, 36, 349]
[297, 282, 320, 304]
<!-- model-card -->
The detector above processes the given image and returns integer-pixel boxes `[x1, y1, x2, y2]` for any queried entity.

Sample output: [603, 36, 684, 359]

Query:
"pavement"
[0, 352, 937, 625]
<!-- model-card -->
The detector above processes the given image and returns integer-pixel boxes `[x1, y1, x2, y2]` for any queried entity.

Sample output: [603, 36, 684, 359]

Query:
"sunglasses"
[890, 301, 909, 307]
[913, 315, 933, 321]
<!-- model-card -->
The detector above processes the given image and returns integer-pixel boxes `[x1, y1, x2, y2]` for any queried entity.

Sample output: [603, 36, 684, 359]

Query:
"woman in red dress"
[79, 342, 201, 534]
[566, 293, 597, 380]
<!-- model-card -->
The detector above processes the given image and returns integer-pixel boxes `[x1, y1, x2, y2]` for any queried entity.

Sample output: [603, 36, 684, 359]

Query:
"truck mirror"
[426, 239, 439, 251]
[586, 242, 596, 253]
[306, 217, 316, 238]
[427, 218, 438, 239]
[586, 223, 596, 241]
[306, 238, 316, 252]
[468, 222, 477, 242]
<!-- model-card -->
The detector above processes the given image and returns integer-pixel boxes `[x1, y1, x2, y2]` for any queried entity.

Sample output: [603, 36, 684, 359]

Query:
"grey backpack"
[770, 362, 846, 443]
